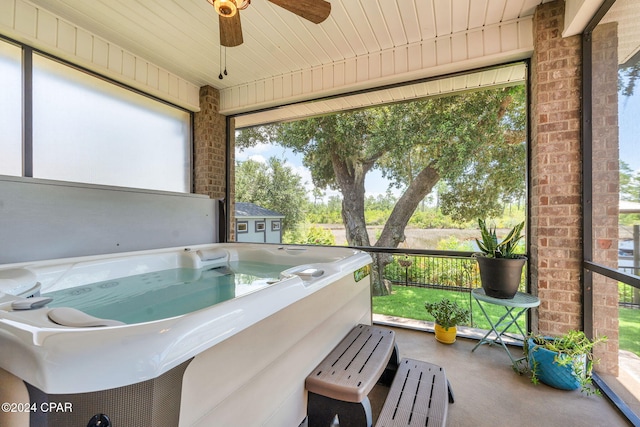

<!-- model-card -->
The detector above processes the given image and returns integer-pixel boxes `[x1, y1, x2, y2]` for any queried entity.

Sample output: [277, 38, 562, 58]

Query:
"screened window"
[235, 79, 527, 249]
[32, 54, 190, 192]
[0, 41, 22, 176]
[588, 0, 640, 360]
[1, 35, 192, 193]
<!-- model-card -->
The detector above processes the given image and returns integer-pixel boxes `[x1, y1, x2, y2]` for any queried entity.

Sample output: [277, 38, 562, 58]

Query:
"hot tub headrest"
[196, 249, 228, 262]
[0, 269, 41, 298]
[48, 307, 125, 327]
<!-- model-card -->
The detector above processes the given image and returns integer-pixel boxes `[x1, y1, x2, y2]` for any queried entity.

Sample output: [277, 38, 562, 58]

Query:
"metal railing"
[370, 248, 637, 310]
[385, 253, 479, 290]
[617, 262, 640, 309]
[377, 250, 526, 293]
[365, 248, 527, 332]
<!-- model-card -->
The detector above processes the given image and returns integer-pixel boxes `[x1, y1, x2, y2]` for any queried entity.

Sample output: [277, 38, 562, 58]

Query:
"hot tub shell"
[0, 243, 372, 427]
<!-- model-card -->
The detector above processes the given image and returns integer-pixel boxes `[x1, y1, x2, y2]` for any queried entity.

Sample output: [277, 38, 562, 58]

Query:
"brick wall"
[228, 119, 236, 242]
[193, 85, 230, 240]
[194, 86, 226, 199]
[590, 21, 620, 375]
[531, 1, 619, 375]
[530, 1, 583, 333]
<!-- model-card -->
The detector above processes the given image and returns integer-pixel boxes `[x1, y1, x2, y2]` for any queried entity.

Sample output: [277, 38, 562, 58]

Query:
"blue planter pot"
[527, 338, 585, 391]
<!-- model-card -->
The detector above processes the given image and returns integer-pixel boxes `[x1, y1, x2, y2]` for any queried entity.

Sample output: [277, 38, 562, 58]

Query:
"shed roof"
[235, 202, 284, 219]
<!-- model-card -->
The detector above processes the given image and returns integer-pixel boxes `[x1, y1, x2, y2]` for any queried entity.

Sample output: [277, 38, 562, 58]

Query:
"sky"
[236, 86, 640, 203]
[235, 141, 401, 201]
[619, 90, 640, 171]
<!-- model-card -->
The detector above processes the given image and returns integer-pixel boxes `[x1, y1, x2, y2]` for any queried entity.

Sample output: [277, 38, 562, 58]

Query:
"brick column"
[194, 86, 226, 198]
[228, 120, 236, 241]
[590, 22, 620, 375]
[530, 1, 583, 334]
[193, 86, 234, 241]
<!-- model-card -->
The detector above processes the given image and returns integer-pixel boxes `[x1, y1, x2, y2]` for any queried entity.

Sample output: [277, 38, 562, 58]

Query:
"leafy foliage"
[306, 195, 343, 224]
[620, 160, 640, 202]
[424, 298, 470, 329]
[301, 225, 336, 245]
[523, 330, 607, 395]
[436, 236, 475, 251]
[475, 218, 525, 258]
[235, 158, 307, 233]
[619, 59, 640, 98]
[236, 85, 527, 295]
[237, 86, 526, 227]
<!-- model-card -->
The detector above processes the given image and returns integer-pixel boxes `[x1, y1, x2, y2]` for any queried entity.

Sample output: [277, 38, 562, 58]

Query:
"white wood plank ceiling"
[1, 0, 604, 118]
[234, 62, 527, 128]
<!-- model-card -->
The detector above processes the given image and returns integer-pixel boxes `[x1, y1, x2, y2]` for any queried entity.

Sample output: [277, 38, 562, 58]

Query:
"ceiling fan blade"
[268, 0, 331, 24]
[219, 13, 243, 47]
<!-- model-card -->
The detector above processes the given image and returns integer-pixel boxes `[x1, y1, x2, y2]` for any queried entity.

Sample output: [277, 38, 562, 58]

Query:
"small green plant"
[303, 225, 336, 245]
[523, 330, 607, 396]
[424, 298, 470, 330]
[475, 218, 525, 259]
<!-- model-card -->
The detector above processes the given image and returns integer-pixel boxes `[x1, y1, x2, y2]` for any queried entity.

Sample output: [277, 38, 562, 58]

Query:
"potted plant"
[424, 298, 470, 344]
[523, 330, 607, 395]
[475, 218, 526, 299]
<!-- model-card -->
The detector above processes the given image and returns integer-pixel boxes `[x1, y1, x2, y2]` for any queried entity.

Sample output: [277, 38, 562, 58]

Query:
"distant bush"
[304, 225, 336, 245]
[284, 224, 336, 246]
[306, 211, 342, 224]
[408, 209, 471, 229]
[365, 209, 390, 225]
[436, 236, 475, 251]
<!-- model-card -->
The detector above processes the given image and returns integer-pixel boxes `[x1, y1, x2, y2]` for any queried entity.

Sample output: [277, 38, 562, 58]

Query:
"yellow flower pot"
[434, 324, 457, 344]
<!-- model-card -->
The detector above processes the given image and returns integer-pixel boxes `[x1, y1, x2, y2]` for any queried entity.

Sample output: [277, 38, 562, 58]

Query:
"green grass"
[372, 285, 525, 332]
[619, 307, 640, 356]
[373, 285, 640, 357]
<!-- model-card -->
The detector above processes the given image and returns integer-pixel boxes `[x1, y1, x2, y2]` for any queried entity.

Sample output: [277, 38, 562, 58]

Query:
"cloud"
[290, 164, 311, 186]
[236, 148, 404, 202]
[235, 142, 272, 161]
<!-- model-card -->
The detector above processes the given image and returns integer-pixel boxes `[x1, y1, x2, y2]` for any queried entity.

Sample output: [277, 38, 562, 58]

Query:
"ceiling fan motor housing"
[214, 0, 237, 17]
[211, 0, 330, 48]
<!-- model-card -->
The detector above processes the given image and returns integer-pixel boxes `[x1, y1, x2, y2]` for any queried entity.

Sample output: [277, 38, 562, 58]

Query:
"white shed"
[235, 202, 285, 244]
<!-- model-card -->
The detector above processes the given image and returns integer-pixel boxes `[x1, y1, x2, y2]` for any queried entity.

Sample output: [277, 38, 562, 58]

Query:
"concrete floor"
[370, 323, 634, 427]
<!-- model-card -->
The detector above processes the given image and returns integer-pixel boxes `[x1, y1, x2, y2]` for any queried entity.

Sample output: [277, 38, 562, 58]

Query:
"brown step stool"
[306, 324, 399, 427]
[375, 358, 450, 427]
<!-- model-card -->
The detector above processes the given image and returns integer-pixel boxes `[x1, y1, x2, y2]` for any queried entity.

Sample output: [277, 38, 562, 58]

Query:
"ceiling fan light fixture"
[214, 0, 238, 17]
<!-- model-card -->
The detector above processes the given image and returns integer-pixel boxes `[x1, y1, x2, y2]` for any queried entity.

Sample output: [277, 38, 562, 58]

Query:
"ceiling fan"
[207, 0, 332, 47]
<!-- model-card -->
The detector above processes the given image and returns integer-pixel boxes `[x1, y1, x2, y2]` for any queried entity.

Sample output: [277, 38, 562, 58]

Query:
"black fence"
[617, 265, 640, 309]
[377, 250, 637, 310]
[380, 251, 526, 293]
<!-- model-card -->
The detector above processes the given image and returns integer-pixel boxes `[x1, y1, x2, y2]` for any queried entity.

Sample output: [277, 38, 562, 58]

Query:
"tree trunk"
[370, 166, 441, 296]
[371, 252, 393, 296]
[341, 188, 369, 246]
[332, 155, 371, 247]
[331, 154, 441, 297]
[377, 167, 440, 247]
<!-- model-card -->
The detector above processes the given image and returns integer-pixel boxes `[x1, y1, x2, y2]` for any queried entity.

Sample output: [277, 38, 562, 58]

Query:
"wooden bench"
[374, 358, 450, 427]
[306, 324, 399, 427]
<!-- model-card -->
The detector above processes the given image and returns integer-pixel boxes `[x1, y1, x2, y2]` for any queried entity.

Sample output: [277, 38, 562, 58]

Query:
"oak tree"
[237, 85, 526, 295]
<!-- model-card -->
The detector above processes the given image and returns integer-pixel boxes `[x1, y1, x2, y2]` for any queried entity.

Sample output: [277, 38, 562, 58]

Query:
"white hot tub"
[0, 243, 372, 427]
